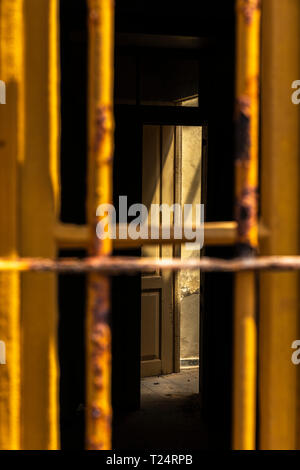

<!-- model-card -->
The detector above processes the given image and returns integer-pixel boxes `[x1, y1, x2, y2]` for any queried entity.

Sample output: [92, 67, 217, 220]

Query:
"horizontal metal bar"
[54, 223, 89, 249]
[54, 221, 270, 249]
[0, 255, 300, 273]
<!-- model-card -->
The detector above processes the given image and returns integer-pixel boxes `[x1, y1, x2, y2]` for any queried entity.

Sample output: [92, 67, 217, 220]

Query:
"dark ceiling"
[115, 0, 235, 38]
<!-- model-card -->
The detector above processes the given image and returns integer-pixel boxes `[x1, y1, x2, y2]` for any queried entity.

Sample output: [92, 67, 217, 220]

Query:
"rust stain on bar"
[86, 274, 111, 450]
[235, 96, 251, 162]
[235, 90, 259, 250]
[94, 105, 113, 155]
[235, 186, 258, 239]
[237, 0, 261, 24]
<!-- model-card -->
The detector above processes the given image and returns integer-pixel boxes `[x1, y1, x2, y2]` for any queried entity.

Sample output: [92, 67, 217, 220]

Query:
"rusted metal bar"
[86, 0, 114, 450]
[1, 255, 300, 273]
[233, 0, 261, 450]
[235, 0, 260, 252]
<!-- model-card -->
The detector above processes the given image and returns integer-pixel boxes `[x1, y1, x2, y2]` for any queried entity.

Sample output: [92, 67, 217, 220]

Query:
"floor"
[113, 368, 209, 449]
[141, 367, 198, 399]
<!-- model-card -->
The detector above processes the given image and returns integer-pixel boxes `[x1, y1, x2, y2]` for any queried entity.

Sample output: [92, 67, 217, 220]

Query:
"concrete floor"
[113, 369, 209, 449]
[141, 368, 198, 399]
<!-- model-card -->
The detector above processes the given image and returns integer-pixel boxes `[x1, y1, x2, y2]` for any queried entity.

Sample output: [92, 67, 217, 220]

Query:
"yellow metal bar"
[86, 0, 114, 450]
[54, 223, 90, 249]
[259, 0, 300, 450]
[0, 0, 24, 449]
[54, 221, 270, 249]
[233, 0, 261, 450]
[20, 0, 60, 449]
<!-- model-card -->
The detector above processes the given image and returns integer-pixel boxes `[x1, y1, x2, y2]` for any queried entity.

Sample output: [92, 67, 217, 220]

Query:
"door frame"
[112, 103, 208, 412]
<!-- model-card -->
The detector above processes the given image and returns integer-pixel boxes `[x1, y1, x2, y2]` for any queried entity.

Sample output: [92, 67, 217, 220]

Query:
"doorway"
[112, 0, 236, 449]
[141, 122, 203, 379]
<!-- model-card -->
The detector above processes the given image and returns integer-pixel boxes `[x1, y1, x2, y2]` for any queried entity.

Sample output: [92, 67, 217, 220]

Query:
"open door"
[141, 125, 175, 377]
[141, 119, 203, 378]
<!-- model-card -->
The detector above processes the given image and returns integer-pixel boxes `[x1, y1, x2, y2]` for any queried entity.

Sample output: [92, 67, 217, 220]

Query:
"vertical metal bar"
[21, 0, 60, 449]
[260, 0, 300, 450]
[233, 0, 261, 450]
[86, 0, 114, 450]
[0, 0, 24, 450]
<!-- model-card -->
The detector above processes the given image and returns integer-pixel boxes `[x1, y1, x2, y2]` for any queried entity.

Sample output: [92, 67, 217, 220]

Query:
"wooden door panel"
[141, 290, 161, 376]
[141, 291, 160, 360]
